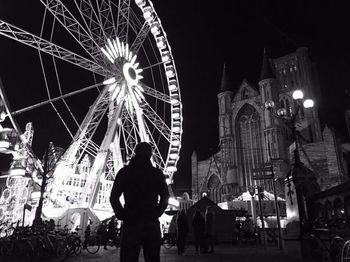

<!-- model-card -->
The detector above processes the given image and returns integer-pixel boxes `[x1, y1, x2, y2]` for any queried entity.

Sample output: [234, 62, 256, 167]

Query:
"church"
[191, 47, 348, 204]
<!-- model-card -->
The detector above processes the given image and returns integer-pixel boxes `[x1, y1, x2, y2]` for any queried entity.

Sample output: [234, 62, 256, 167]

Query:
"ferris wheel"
[0, 0, 182, 218]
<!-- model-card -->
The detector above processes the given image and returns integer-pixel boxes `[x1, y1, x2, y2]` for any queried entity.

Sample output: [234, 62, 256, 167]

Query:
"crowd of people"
[173, 206, 216, 256]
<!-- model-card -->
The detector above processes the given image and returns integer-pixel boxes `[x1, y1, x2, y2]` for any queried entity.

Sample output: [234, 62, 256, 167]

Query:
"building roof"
[259, 48, 274, 81]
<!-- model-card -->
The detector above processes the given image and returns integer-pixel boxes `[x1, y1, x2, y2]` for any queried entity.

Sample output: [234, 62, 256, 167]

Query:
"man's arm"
[110, 170, 125, 220]
[157, 170, 170, 216]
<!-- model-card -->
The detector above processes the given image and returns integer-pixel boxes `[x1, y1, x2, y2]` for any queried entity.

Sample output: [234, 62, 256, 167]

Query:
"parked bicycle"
[302, 227, 345, 262]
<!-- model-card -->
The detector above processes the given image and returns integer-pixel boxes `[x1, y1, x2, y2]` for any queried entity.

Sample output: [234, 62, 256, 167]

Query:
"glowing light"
[264, 100, 275, 109]
[166, 166, 177, 172]
[135, 0, 146, 7]
[108, 38, 118, 58]
[103, 77, 116, 85]
[292, 90, 304, 100]
[9, 168, 25, 177]
[101, 47, 114, 63]
[171, 140, 180, 146]
[172, 112, 180, 118]
[171, 99, 179, 105]
[169, 83, 178, 91]
[123, 62, 139, 86]
[162, 51, 171, 63]
[277, 108, 287, 117]
[31, 191, 41, 201]
[0, 141, 10, 150]
[150, 22, 161, 35]
[156, 37, 166, 49]
[0, 111, 6, 122]
[143, 7, 153, 22]
[168, 197, 179, 207]
[172, 126, 180, 133]
[166, 66, 175, 77]
[165, 178, 172, 185]
[303, 99, 314, 108]
[169, 153, 178, 159]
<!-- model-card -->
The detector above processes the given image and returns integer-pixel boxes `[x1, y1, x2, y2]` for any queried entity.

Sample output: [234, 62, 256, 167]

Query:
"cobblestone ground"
[60, 244, 308, 262]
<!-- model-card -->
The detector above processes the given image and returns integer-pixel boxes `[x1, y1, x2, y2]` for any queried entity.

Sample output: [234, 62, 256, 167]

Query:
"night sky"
[0, 1, 350, 195]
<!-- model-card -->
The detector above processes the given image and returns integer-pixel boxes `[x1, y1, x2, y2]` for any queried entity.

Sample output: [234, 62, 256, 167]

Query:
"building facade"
[192, 47, 348, 204]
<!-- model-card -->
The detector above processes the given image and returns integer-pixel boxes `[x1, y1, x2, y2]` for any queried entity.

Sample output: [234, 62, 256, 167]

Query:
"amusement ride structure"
[0, 0, 182, 230]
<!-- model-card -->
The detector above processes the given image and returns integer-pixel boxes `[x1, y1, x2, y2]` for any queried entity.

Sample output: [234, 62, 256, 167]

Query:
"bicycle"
[302, 228, 345, 262]
[341, 240, 350, 262]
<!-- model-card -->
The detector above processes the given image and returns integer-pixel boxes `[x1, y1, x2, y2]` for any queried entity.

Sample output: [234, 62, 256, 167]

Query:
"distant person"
[110, 142, 169, 262]
[106, 216, 117, 248]
[97, 222, 108, 249]
[205, 206, 215, 253]
[192, 210, 205, 254]
[176, 209, 189, 255]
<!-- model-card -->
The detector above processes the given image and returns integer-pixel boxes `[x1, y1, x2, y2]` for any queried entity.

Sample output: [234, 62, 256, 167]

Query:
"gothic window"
[207, 174, 221, 203]
[235, 104, 264, 189]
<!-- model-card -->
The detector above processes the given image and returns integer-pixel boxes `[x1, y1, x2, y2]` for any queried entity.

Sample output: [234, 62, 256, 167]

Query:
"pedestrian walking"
[176, 209, 189, 255]
[192, 210, 205, 254]
[110, 142, 170, 262]
[205, 206, 215, 253]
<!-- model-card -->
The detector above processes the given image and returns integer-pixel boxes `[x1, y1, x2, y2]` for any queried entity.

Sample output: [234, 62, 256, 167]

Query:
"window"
[235, 104, 266, 189]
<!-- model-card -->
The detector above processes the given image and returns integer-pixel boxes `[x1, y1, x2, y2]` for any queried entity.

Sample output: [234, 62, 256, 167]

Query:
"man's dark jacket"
[110, 155, 169, 225]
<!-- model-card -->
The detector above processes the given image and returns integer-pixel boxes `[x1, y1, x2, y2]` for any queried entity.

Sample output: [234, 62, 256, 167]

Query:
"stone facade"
[192, 47, 348, 204]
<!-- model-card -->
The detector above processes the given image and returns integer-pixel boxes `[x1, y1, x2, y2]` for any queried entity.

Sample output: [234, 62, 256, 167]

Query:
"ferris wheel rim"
[34, 0, 183, 180]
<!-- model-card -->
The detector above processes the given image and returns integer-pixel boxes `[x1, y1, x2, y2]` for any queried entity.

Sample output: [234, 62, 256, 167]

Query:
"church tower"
[258, 50, 286, 161]
[217, 64, 234, 168]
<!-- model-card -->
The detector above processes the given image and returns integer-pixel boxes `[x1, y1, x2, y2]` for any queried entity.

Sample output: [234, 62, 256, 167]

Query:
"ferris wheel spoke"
[97, 0, 117, 39]
[141, 101, 172, 142]
[0, 19, 112, 76]
[139, 83, 171, 103]
[62, 87, 110, 166]
[115, 0, 131, 43]
[121, 110, 139, 157]
[40, 0, 103, 63]
[130, 21, 150, 54]
[73, 0, 108, 47]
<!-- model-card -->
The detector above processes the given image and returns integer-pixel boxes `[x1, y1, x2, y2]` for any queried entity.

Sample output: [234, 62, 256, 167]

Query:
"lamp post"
[265, 89, 314, 256]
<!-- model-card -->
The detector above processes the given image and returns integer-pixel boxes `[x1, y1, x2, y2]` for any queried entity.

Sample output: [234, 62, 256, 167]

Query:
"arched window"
[207, 174, 221, 203]
[235, 104, 266, 190]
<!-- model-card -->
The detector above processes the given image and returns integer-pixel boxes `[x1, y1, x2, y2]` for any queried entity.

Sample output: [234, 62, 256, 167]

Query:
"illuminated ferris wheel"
[0, 0, 182, 219]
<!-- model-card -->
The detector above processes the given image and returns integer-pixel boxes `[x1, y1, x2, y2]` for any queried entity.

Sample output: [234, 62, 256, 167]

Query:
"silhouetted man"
[110, 142, 169, 262]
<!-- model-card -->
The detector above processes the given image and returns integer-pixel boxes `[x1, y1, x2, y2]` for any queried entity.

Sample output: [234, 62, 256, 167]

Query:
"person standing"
[176, 209, 189, 255]
[192, 210, 205, 254]
[110, 142, 170, 262]
[205, 206, 215, 253]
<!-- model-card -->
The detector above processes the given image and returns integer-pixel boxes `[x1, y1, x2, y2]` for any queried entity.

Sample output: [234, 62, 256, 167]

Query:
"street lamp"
[265, 89, 315, 249]
[265, 89, 314, 168]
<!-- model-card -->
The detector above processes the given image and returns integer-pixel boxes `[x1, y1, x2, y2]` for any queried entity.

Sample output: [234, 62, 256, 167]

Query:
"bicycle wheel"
[86, 236, 100, 254]
[330, 236, 345, 262]
[55, 239, 68, 260]
[341, 240, 350, 262]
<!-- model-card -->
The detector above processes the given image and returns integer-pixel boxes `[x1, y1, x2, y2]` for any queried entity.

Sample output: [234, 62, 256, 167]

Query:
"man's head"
[135, 142, 153, 159]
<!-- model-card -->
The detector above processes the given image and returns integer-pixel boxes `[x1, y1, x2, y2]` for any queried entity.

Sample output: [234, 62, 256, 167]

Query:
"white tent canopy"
[232, 190, 285, 201]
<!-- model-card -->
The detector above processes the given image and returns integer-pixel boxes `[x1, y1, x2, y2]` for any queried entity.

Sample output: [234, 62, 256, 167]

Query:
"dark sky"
[1, 1, 350, 195]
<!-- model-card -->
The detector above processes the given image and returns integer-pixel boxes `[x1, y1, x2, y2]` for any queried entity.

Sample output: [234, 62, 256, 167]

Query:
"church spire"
[259, 48, 274, 81]
[220, 63, 231, 93]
